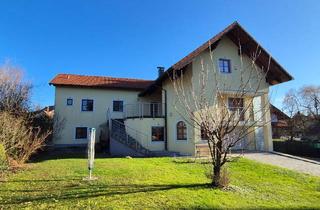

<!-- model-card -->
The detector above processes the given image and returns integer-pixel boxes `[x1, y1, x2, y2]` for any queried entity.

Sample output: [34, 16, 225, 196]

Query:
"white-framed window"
[219, 58, 231, 73]
[75, 127, 88, 139]
[176, 121, 187, 140]
[81, 99, 94, 111]
[228, 97, 244, 121]
[113, 100, 124, 112]
[67, 98, 73, 106]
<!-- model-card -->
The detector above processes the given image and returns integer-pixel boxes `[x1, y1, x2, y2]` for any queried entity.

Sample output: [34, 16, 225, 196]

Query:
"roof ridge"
[57, 73, 154, 82]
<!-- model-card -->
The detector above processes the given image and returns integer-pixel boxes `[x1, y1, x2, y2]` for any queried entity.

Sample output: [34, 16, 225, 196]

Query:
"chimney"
[157, 66, 165, 77]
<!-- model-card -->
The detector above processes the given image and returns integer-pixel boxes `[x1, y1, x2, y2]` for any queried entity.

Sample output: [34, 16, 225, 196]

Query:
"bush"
[0, 144, 8, 171]
[0, 112, 51, 164]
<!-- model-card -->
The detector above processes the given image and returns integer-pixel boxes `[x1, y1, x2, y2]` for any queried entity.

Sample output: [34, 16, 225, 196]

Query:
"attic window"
[219, 59, 231, 73]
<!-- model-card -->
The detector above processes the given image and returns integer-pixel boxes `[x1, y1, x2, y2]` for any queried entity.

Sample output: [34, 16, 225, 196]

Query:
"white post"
[88, 128, 96, 180]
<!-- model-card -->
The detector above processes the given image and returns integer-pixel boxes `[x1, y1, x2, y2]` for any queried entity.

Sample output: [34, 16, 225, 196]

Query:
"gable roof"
[139, 21, 293, 96]
[49, 74, 153, 90]
[270, 104, 290, 120]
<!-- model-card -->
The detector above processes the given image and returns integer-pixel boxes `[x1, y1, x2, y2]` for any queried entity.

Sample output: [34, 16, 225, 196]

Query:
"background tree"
[299, 86, 320, 121]
[0, 61, 31, 115]
[282, 89, 305, 140]
[170, 43, 272, 188]
[282, 85, 320, 141]
[0, 61, 52, 165]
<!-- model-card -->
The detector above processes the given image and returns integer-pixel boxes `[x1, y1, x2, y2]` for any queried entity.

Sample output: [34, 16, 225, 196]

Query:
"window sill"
[175, 139, 189, 143]
[151, 141, 164, 144]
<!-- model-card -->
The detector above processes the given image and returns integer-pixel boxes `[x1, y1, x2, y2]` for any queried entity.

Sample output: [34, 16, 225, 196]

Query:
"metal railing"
[124, 103, 165, 119]
[111, 119, 150, 154]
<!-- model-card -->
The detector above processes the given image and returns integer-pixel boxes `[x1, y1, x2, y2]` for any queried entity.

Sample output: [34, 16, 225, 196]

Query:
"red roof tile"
[49, 74, 154, 90]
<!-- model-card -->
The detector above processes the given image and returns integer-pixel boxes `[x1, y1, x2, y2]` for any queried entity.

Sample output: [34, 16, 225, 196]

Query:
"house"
[270, 105, 290, 138]
[49, 22, 293, 156]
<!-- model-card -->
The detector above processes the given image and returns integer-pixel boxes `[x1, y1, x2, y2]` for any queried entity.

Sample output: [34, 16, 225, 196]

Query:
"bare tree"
[282, 86, 320, 141]
[170, 43, 272, 188]
[0, 61, 32, 115]
[0, 61, 54, 164]
[298, 86, 320, 121]
[282, 89, 305, 140]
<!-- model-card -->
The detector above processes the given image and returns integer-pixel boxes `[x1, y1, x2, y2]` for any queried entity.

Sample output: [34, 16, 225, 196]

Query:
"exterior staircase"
[110, 119, 151, 156]
[110, 119, 181, 157]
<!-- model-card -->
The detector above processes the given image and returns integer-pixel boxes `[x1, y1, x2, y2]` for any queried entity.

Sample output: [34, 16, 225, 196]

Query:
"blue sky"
[0, 0, 319, 109]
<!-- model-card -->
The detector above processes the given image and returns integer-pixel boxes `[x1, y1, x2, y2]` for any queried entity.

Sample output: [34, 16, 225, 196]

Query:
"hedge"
[273, 140, 320, 158]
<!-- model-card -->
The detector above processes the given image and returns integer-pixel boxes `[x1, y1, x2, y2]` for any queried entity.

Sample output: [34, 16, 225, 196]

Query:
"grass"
[0, 156, 319, 209]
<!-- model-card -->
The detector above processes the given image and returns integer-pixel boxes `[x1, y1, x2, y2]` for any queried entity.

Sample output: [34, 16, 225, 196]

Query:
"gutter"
[164, 88, 168, 151]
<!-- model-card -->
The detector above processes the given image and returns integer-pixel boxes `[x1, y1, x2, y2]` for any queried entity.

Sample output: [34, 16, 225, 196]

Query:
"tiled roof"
[49, 74, 154, 90]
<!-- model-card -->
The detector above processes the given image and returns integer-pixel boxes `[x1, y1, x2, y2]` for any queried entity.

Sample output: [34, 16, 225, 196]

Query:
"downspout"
[164, 88, 168, 151]
[153, 84, 168, 151]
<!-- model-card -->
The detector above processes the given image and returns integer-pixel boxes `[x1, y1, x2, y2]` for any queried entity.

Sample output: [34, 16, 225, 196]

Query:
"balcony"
[124, 103, 165, 119]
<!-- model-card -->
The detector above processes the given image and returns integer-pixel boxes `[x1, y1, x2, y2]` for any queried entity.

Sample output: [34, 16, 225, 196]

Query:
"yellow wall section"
[162, 36, 272, 155]
[54, 86, 140, 145]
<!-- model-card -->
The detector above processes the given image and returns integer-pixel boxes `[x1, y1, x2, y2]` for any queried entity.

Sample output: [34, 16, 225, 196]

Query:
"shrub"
[0, 112, 51, 164]
[0, 144, 8, 171]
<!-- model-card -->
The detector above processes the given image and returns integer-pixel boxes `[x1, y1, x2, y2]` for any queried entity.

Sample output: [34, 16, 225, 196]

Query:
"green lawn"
[0, 157, 319, 209]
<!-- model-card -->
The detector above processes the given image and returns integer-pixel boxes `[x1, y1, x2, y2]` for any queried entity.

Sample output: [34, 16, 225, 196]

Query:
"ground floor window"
[176, 121, 187, 140]
[75, 127, 88, 139]
[152, 126, 164, 141]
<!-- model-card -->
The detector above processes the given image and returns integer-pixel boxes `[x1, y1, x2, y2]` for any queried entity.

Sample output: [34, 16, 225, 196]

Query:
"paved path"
[242, 152, 320, 176]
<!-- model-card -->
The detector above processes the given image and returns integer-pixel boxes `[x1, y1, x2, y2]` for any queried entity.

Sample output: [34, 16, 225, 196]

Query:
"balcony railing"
[124, 103, 165, 119]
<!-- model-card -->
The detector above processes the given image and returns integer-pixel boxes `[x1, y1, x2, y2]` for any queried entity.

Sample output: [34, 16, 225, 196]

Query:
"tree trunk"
[212, 164, 221, 187]
[211, 139, 224, 188]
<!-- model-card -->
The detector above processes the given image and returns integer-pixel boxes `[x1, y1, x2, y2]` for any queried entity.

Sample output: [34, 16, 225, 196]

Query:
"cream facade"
[51, 22, 292, 156]
[54, 87, 141, 145]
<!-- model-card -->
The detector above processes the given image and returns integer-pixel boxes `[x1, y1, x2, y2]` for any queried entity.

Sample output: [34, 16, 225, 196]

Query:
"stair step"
[111, 119, 150, 156]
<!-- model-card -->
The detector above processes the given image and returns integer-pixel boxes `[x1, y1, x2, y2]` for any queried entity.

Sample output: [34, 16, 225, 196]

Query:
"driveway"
[241, 152, 320, 176]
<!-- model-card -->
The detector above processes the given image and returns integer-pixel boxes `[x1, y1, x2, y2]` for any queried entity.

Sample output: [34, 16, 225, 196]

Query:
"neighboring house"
[270, 105, 290, 138]
[49, 22, 293, 156]
[32, 106, 55, 119]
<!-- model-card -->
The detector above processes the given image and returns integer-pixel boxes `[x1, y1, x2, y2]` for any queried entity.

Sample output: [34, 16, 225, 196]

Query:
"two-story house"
[50, 22, 293, 156]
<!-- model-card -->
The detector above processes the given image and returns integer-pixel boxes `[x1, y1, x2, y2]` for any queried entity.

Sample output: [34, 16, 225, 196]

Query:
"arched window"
[176, 121, 187, 140]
